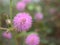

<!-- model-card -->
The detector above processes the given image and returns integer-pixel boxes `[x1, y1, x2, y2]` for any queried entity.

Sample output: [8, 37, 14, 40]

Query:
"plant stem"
[0, 27, 15, 31]
[10, 0, 13, 28]
[0, 27, 8, 30]
[15, 37, 19, 45]
[10, 0, 12, 20]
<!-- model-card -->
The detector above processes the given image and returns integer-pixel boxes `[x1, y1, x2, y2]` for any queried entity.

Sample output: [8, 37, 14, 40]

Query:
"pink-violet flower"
[34, 12, 43, 22]
[13, 12, 32, 32]
[16, 1, 26, 11]
[22, 0, 31, 4]
[49, 8, 56, 14]
[25, 33, 40, 45]
[2, 31, 12, 39]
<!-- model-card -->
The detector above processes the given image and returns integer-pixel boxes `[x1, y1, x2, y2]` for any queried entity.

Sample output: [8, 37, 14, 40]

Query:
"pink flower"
[22, 0, 31, 4]
[2, 31, 12, 39]
[16, 1, 26, 11]
[13, 12, 32, 32]
[34, 12, 43, 22]
[25, 33, 40, 45]
[49, 8, 56, 14]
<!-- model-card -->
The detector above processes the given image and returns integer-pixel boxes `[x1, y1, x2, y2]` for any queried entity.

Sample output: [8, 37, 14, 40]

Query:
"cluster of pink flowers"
[14, 0, 33, 32]
[13, 0, 41, 45]
[13, 0, 42, 45]
[13, 0, 43, 45]
[2, 0, 43, 45]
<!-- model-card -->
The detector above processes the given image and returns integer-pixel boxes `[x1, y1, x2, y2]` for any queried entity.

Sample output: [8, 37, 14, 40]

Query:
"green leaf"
[16, 32, 27, 38]
[46, 29, 53, 34]
[27, 4, 35, 11]
[49, 43, 56, 45]
[41, 39, 49, 44]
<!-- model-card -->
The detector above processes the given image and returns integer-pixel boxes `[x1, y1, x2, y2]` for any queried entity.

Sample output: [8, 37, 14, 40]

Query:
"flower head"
[13, 12, 32, 32]
[49, 8, 56, 14]
[25, 33, 40, 45]
[2, 31, 12, 39]
[16, 1, 26, 11]
[22, 0, 31, 4]
[34, 12, 43, 22]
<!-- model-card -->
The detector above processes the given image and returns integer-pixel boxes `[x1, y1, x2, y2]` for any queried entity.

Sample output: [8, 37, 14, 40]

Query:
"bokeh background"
[0, 0, 60, 45]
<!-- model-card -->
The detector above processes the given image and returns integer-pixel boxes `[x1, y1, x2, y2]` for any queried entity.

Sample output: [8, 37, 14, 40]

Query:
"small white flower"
[6, 19, 11, 24]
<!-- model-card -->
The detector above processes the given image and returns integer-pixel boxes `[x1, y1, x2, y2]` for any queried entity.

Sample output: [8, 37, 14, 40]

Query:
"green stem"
[0, 16, 1, 27]
[15, 37, 19, 45]
[10, 0, 13, 28]
[10, 0, 12, 20]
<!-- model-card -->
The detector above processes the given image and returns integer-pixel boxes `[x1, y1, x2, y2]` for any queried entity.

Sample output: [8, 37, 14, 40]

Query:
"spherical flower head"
[16, 1, 26, 11]
[34, 12, 43, 22]
[49, 8, 56, 14]
[25, 33, 40, 45]
[13, 12, 32, 32]
[2, 31, 12, 39]
[22, 0, 31, 4]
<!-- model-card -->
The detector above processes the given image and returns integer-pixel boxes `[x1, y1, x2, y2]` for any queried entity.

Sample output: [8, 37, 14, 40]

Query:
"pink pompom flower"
[25, 33, 40, 45]
[22, 0, 31, 4]
[2, 31, 12, 39]
[49, 8, 56, 14]
[16, 1, 26, 11]
[34, 12, 43, 22]
[13, 12, 32, 32]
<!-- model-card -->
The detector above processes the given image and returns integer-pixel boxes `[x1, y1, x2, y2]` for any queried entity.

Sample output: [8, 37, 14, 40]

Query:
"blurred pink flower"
[34, 12, 43, 22]
[22, 0, 31, 4]
[2, 31, 12, 39]
[49, 8, 56, 14]
[25, 33, 40, 45]
[16, 1, 26, 11]
[13, 12, 32, 32]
